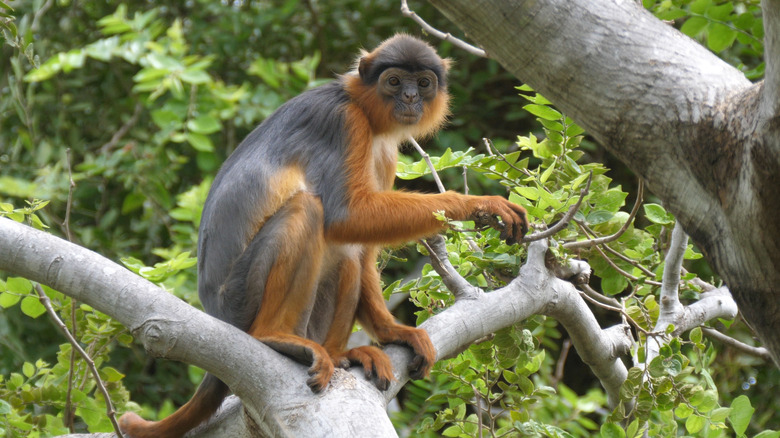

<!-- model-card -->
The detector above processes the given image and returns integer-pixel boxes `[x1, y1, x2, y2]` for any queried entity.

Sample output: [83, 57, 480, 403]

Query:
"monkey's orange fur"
[119, 34, 527, 438]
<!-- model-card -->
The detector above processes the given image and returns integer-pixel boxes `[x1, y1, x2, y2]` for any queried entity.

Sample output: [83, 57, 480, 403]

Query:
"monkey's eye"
[418, 78, 431, 88]
[388, 76, 401, 86]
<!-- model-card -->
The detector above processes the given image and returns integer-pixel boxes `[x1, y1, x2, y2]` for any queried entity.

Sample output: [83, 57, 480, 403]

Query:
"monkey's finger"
[336, 357, 351, 369]
[498, 201, 529, 243]
[306, 356, 334, 393]
[408, 354, 430, 380]
[376, 375, 390, 391]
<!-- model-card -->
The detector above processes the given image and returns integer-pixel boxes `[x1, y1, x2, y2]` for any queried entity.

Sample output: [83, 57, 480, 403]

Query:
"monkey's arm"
[325, 189, 528, 245]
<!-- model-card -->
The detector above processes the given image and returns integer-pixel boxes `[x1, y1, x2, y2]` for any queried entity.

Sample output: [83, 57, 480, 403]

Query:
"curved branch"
[400, 0, 486, 57]
[34, 283, 124, 437]
[521, 171, 592, 243]
[563, 180, 643, 249]
[659, 222, 687, 314]
[701, 327, 772, 362]
[761, 0, 780, 119]
[422, 235, 481, 300]
[407, 135, 446, 193]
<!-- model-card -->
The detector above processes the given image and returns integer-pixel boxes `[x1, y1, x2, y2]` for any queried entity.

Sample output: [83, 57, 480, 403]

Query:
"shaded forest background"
[1, 0, 777, 436]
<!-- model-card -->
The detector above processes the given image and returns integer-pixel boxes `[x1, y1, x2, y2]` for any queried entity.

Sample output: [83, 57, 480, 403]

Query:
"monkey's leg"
[356, 247, 437, 380]
[321, 254, 395, 390]
[245, 191, 335, 392]
[119, 374, 228, 438]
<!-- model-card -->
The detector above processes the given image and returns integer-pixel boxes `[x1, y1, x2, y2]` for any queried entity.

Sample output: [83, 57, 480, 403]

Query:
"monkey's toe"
[306, 356, 334, 392]
[407, 354, 431, 380]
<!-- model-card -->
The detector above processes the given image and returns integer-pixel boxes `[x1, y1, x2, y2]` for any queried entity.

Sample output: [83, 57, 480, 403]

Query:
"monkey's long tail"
[119, 373, 229, 438]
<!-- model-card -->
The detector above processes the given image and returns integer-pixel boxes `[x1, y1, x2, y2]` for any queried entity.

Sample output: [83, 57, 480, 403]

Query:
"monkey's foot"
[306, 353, 335, 392]
[331, 346, 395, 390]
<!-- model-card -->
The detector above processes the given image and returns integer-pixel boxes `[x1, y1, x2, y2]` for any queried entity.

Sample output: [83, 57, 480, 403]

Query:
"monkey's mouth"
[395, 111, 423, 125]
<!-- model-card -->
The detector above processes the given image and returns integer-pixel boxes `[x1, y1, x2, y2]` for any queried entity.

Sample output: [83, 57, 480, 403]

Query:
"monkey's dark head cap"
[359, 34, 449, 87]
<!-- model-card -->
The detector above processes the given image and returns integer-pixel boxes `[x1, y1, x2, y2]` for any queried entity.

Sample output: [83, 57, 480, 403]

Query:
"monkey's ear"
[441, 57, 453, 73]
[357, 49, 374, 81]
[358, 59, 371, 81]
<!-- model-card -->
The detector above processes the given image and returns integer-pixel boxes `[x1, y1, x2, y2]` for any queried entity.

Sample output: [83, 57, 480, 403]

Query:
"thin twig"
[580, 284, 652, 335]
[422, 236, 481, 300]
[31, 0, 54, 32]
[407, 136, 446, 193]
[408, 136, 484, 253]
[483, 138, 533, 178]
[553, 339, 572, 388]
[99, 102, 143, 153]
[701, 327, 772, 361]
[521, 171, 593, 243]
[474, 385, 484, 438]
[63, 149, 75, 242]
[576, 222, 662, 287]
[564, 181, 644, 249]
[400, 0, 487, 57]
[63, 148, 77, 431]
[602, 243, 656, 279]
[462, 166, 469, 195]
[34, 284, 124, 437]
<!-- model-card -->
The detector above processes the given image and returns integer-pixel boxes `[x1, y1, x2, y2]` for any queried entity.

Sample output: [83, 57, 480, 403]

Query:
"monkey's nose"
[402, 90, 419, 104]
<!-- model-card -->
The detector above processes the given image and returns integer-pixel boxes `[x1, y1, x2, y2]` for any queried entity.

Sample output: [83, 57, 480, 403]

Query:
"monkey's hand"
[470, 196, 529, 244]
[331, 346, 395, 390]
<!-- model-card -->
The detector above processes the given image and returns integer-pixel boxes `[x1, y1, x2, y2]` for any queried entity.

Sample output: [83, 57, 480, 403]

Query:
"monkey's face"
[378, 67, 439, 125]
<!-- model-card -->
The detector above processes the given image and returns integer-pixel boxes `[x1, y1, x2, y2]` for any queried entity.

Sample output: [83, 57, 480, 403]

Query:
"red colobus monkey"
[120, 34, 528, 438]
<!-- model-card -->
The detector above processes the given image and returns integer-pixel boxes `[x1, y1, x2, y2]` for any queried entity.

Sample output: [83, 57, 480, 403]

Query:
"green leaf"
[601, 272, 628, 295]
[0, 292, 21, 308]
[151, 109, 184, 130]
[728, 395, 754, 435]
[180, 68, 211, 84]
[523, 104, 562, 121]
[707, 2, 733, 21]
[710, 406, 731, 423]
[20, 296, 46, 318]
[689, 327, 703, 344]
[540, 162, 555, 184]
[22, 362, 35, 378]
[186, 132, 214, 152]
[187, 116, 221, 134]
[442, 425, 461, 437]
[600, 422, 626, 438]
[133, 67, 169, 83]
[515, 186, 539, 201]
[707, 23, 738, 52]
[586, 210, 614, 225]
[122, 192, 146, 214]
[643, 203, 674, 225]
[99, 366, 125, 382]
[6, 277, 32, 294]
[680, 16, 709, 37]
[685, 414, 705, 434]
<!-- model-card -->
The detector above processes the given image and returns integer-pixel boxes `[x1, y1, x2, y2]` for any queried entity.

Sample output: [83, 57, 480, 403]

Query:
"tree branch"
[427, 0, 780, 366]
[761, 0, 780, 119]
[421, 235, 481, 300]
[659, 222, 687, 317]
[400, 0, 486, 57]
[34, 284, 124, 437]
[407, 136, 446, 193]
[563, 180, 643, 249]
[701, 327, 772, 361]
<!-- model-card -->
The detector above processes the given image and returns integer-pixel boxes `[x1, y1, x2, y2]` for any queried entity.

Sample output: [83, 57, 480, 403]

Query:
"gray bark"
[429, 0, 780, 365]
[0, 218, 637, 436]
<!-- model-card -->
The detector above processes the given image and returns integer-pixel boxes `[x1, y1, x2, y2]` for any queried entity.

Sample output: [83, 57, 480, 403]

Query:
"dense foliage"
[1, 0, 777, 437]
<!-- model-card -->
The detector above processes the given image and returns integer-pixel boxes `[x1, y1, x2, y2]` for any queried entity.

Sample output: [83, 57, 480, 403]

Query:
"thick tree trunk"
[429, 0, 780, 365]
